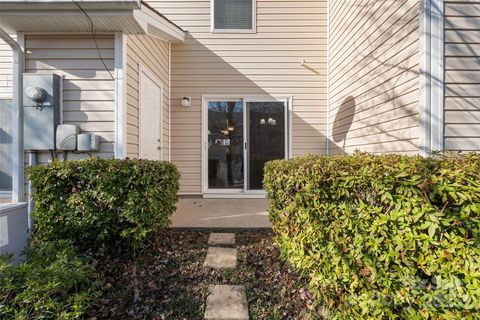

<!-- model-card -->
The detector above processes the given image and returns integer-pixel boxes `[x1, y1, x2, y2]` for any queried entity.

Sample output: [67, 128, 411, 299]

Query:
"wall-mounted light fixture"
[181, 96, 191, 107]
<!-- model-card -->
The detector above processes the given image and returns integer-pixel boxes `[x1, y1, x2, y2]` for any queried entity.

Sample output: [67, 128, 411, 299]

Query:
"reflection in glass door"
[205, 98, 288, 193]
[207, 100, 244, 189]
[247, 102, 286, 190]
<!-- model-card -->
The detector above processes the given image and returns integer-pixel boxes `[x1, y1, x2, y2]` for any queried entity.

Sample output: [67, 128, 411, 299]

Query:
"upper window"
[212, 0, 256, 33]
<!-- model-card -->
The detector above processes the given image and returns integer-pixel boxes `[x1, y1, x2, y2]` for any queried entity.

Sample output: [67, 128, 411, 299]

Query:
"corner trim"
[114, 32, 126, 159]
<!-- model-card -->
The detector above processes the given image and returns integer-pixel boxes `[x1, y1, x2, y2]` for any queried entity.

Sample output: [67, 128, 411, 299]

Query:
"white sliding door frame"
[201, 95, 292, 198]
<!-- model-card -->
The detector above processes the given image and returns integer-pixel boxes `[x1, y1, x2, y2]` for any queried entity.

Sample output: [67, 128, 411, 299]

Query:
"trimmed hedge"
[264, 153, 480, 319]
[27, 158, 180, 249]
[0, 241, 98, 319]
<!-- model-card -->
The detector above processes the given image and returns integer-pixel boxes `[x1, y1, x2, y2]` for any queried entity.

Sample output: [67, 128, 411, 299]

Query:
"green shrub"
[0, 241, 98, 319]
[264, 153, 480, 319]
[27, 158, 180, 249]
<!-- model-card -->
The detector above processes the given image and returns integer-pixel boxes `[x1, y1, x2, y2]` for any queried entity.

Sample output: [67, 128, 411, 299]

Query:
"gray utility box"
[23, 73, 61, 150]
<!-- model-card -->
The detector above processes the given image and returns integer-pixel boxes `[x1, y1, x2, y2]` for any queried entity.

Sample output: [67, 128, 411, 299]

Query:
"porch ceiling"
[0, 0, 185, 42]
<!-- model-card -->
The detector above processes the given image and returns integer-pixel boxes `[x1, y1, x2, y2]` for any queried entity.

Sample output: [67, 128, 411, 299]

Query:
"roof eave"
[0, 1, 186, 43]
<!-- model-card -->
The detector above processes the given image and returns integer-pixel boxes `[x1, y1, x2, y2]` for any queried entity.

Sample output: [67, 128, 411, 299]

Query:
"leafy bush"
[27, 158, 180, 249]
[0, 241, 98, 319]
[264, 153, 480, 319]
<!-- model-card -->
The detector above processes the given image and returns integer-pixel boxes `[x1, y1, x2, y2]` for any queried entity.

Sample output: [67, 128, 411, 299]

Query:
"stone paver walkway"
[204, 285, 249, 320]
[203, 233, 249, 319]
[208, 233, 236, 246]
[204, 247, 237, 269]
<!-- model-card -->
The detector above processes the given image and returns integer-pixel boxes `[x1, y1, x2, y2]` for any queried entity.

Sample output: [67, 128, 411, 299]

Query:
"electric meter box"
[23, 73, 61, 150]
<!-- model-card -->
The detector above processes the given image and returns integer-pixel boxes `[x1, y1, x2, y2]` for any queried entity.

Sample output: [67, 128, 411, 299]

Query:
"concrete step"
[204, 247, 237, 269]
[208, 233, 235, 246]
[204, 285, 249, 320]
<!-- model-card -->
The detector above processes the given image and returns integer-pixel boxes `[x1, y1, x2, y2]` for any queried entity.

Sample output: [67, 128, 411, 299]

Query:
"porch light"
[260, 119, 266, 125]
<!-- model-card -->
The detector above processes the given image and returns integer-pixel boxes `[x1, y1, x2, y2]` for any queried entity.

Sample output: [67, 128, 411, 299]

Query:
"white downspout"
[419, 0, 432, 156]
[0, 28, 24, 203]
[168, 41, 172, 162]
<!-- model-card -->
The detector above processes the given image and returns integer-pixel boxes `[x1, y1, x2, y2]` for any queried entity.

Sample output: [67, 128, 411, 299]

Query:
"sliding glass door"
[207, 100, 244, 189]
[247, 101, 286, 190]
[205, 97, 289, 194]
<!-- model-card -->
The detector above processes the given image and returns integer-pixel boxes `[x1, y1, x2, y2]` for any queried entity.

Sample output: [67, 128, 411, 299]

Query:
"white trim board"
[419, 0, 444, 155]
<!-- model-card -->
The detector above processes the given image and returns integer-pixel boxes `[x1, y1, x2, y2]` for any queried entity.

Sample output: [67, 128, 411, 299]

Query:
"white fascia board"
[133, 5, 186, 43]
[0, 1, 140, 11]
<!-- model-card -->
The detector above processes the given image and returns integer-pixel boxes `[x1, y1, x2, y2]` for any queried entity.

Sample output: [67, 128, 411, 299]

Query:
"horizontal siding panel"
[148, 0, 328, 193]
[445, 1, 480, 151]
[24, 34, 116, 159]
[125, 34, 170, 161]
[329, 0, 420, 154]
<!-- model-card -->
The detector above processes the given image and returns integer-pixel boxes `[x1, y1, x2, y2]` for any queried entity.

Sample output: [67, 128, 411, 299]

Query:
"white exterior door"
[139, 66, 162, 160]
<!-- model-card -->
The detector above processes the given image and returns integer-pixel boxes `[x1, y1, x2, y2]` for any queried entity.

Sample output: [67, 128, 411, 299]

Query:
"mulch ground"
[88, 230, 321, 319]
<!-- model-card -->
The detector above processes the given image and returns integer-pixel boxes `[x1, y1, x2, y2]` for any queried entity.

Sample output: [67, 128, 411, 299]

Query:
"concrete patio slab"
[204, 247, 237, 269]
[204, 285, 249, 320]
[171, 198, 271, 229]
[208, 233, 235, 246]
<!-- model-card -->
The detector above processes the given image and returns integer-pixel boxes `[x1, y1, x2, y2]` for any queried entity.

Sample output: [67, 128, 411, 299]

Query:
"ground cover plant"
[0, 241, 99, 319]
[264, 152, 480, 319]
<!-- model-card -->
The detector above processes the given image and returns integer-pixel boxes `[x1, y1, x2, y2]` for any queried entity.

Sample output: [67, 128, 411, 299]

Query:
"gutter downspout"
[0, 29, 24, 203]
[168, 41, 172, 162]
[419, 0, 432, 156]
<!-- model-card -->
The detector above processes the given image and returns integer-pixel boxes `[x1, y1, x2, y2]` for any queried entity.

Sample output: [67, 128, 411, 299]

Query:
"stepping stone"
[204, 247, 237, 269]
[204, 285, 249, 320]
[208, 233, 235, 246]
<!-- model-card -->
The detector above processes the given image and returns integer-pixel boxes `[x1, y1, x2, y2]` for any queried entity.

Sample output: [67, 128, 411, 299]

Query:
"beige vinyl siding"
[444, 1, 480, 151]
[125, 34, 170, 160]
[328, 0, 421, 154]
[146, 0, 328, 194]
[0, 38, 14, 99]
[24, 34, 116, 163]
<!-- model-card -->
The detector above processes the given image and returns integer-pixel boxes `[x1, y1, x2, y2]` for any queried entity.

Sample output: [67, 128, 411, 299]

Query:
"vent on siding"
[214, 0, 253, 30]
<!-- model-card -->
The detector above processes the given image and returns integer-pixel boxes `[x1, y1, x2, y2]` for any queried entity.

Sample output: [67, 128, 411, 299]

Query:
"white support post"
[0, 29, 24, 203]
[114, 32, 126, 159]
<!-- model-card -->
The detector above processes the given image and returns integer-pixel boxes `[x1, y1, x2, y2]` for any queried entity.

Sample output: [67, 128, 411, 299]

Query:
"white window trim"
[201, 94, 292, 198]
[138, 63, 163, 161]
[210, 0, 257, 34]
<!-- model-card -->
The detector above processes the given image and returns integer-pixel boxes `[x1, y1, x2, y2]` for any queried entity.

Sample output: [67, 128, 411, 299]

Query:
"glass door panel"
[207, 100, 244, 189]
[247, 101, 286, 190]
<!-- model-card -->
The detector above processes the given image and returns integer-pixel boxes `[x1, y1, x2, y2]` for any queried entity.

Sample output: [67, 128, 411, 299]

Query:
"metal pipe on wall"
[27, 151, 36, 230]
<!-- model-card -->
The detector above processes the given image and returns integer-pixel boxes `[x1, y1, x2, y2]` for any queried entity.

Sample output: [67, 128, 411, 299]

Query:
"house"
[0, 0, 479, 203]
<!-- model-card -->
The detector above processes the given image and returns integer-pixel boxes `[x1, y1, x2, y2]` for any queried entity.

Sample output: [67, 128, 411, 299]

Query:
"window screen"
[214, 0, 253, 30]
